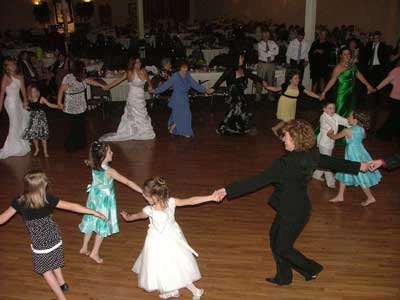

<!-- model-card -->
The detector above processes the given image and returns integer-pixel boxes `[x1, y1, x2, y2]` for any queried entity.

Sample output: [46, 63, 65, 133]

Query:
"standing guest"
[286, 29, 309, 81]
[215, 119, 368, 286]
[0, 170, 107, 300]
[375, 63, 400, 141]
[255, 30, 279, 102]
[150, 60, 212, 138]
[79, 141, 143, 263]
[312, 101, 349, 188]
[57, 61, 106, 152]
[366, 31, 388, 88]
[321, 48, 375, 119]
[22, 83, 60, 158]
[99, 57, 155, 142]
[309, 29, 333, 93]
[264, 69, 320, 136]
[328, 109, 381, 206]
[0, 57, 30, 159]
[208, 53, 266, 135]
[17, 51, 39, 85]
[121, 176, 221, 299]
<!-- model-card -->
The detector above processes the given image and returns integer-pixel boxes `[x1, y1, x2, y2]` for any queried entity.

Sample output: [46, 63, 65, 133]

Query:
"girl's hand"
[212, 188, 226, 202]
[58, 103, 64, 110]
[102, 85, 109, 90]
[367, 86, 376, 94]
[120, 211, 131, 221]
[148, 86, 153, 93]
[327, 129, 334, 137]
[95, 212, 108, 221]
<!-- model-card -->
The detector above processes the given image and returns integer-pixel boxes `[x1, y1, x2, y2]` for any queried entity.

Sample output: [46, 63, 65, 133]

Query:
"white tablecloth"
[186, 48, 229, 64]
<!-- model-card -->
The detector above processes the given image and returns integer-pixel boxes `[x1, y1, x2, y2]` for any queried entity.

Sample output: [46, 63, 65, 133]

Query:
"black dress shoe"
[265, 277, 291, 286]
[60, 283, 69, 291]
[305, 265, 324, 281]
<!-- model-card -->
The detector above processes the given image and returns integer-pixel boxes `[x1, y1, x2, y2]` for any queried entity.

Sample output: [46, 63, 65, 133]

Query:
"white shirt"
[286, 39, 309, 63]
[317, 112, 349, 149]
[257, 40, 279, 63]
[372, 42, 380, 66]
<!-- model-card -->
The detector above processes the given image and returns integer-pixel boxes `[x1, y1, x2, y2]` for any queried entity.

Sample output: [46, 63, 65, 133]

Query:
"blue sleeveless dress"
[336, 125, 382, 188]
[79, 164, 119, 237]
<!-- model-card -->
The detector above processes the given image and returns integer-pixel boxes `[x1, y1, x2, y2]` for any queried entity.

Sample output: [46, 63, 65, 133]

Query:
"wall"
[192, 0, 400, 44]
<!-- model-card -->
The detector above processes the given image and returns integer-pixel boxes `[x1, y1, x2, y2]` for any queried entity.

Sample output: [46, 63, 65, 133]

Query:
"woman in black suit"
[216, 119, 368, 285]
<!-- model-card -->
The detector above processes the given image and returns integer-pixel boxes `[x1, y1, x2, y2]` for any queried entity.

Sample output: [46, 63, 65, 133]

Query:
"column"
[137, 0, 144, 39]
[303, 0, 317, 89]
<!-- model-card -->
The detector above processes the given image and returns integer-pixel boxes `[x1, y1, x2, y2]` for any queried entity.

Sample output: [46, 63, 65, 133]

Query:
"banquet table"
[186, 48, 229, 64]
[87, 68, 286, 102]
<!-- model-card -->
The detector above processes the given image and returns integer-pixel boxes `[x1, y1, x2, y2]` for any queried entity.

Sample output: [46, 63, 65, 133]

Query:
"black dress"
[11, 193, 64, 275]
[225, 149, 360, 284]
[309, 40, 333, 82]
[212, 67, 263, 135]
[22, 100, 49, 140]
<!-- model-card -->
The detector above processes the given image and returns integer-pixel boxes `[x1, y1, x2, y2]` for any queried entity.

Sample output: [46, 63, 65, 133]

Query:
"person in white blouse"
[256, 30, 279, 102]
[286, 29, 309, 82]
[313, 101, 349, 188]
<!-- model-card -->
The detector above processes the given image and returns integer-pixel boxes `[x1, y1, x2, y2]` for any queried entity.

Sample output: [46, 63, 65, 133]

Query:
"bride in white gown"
[100, 57, 155, 142]
[0, 58, 30, 159]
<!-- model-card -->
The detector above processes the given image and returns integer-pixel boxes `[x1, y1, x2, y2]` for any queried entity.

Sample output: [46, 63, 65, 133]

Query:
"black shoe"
[60, 283, 69, 291]
[265, 277, 291, 286]
[305, 265, 324, 281]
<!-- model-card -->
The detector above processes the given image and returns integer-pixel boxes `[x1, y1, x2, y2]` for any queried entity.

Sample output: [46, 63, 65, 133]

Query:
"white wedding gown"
[100, 75, 155, 141]
[0, 77, 30, 159]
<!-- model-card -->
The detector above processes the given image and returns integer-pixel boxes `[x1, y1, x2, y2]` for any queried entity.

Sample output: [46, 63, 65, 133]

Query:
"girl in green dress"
[321, 47, 375, 117]
[79, 141, 143, 263]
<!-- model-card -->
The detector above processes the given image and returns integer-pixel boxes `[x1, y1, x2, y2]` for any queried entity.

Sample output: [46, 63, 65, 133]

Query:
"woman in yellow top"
[264, 69, 321, 136]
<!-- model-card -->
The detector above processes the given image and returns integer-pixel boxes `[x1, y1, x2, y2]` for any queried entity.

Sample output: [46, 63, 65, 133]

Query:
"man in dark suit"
[366, 31, 389, 86]
[216, 120, 368, 285]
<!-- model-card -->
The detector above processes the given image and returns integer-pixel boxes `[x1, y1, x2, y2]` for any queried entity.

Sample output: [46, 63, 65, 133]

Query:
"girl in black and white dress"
[0, 170, 107, 300]
[22, 83, 60, 157]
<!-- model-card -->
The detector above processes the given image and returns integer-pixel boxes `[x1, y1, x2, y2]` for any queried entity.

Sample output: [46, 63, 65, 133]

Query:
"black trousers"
[290, 59, 305, 82]
[269, 214, 322, 284]
[376, 98, 400, 141]
[64, 112, 86, 152]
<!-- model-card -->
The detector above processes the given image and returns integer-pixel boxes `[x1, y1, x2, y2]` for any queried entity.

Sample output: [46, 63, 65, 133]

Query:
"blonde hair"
[143, 176, 170, 206]
[19, 170, 49, 209]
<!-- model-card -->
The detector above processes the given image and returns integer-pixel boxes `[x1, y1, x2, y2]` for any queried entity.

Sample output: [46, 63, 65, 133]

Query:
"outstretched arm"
[327, 128, 351, 140]
[40, 97, 59, 109]
[153, 77, 174, 94]
[376, 72, 394, 91]
[318, 154, 363, 174]
[0, 207, 17, 225]
[56, 200, 107, 220]
[189, 74, 207, 93]
[120, 210, 148, 222]
[104, 73, 127, 90]
[356, 71, 375, 93]
[86, 78, 107, 89]
[304, 89, 320, 100]
[106, 168, 142, 193]
[174, 190, 222, 207]
[263, 84, 282, 92]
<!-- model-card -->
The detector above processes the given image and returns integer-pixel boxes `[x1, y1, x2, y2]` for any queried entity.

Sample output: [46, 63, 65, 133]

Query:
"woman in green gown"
[321, 47, 375, 115]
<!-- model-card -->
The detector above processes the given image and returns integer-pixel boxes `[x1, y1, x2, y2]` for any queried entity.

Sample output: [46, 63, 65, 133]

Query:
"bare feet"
[79, 248, 90, 256]
[89, 253, 104, 264]
[44, 152, 50, 158]
[361, 197, 376, 207]
[271, 127, 279, 137]
[33, 149, 39, 156]
[329, 196, 344, 203]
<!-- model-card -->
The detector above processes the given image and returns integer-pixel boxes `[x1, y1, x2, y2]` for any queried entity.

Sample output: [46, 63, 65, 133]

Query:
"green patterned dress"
[79, 164, 119, 237]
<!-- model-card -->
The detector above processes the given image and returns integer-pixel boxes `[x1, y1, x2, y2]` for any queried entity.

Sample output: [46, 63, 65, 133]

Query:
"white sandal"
[192, 288, 205, 300]
[159, 290, 180, 299]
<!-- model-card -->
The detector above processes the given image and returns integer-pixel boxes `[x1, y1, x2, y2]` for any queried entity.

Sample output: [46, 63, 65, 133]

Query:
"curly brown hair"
[352, 109, 370, 130]
[283, 119, 316, 151]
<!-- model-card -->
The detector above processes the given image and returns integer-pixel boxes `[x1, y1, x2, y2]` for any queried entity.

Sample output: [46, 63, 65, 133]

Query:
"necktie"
[369, 43, 376, 65]
[297, 42, 302, 64]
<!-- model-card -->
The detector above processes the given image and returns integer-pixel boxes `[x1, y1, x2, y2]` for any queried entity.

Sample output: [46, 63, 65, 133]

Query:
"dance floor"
[0, 100, 399, 300]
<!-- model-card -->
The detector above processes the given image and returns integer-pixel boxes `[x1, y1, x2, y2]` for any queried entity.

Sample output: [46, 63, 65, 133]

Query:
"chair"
[86, 78, 112, 120]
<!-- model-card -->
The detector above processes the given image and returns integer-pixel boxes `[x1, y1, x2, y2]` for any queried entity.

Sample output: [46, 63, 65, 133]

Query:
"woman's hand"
[367, 86, 376, 94]
[95, 212, 108, 221]
[148, 86, 154, 93]
[207, 88, 215, 94]
[57, 102, 64, 110]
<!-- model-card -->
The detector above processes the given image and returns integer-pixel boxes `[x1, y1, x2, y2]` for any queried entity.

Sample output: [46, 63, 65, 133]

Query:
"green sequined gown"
[79, 164, 119, 237]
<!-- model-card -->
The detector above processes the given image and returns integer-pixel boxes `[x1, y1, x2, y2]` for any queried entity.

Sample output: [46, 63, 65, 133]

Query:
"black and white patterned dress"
[11, 194, 64, 274]
[22, 100, 49, 140]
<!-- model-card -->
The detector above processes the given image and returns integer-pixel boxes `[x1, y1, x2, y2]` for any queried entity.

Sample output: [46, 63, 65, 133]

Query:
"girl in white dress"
[121, 177, 222, 299]
[100, 57, 155, 141]
[0, 57, 30, 159]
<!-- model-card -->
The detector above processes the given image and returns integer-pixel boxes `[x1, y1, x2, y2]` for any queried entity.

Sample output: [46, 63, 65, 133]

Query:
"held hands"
[148, 86, 154, 93]
[367, 86, 377, 94]
[95, 212, 108, 222]
[319, 92, 326, 101]
[262, 80, 269, 89]
[120, 210, 132, 221]
[57, 103, 64, 110]
[212, 188, 227, 202]
[367, 159, 383, 171]
[327, 129, 334, 138]
[206, 88, 215, 95]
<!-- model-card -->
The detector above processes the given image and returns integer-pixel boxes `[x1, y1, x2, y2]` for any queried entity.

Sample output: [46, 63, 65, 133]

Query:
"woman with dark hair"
[57, 60, 106, 152]
[321, 47, 375, 118]
[151, 60, 212, 138]
[100, 57, 155, 142]
[215, 119, 369, 286]
[208, 53, 266, 135]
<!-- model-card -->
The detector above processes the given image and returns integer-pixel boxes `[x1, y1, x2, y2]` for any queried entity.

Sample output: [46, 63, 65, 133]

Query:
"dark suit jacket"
[384, 153, 400, 170]
[225, 148, 360, 222]
[366, 42, 388, 66]
[19, 60, 39, 83]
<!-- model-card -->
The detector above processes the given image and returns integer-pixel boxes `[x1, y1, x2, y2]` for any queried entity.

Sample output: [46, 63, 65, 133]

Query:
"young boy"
[313, 101, 349, 188]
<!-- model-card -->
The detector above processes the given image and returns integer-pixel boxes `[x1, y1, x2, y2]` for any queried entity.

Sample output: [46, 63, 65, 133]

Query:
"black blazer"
[225, 148, 360, 221]
[366, 42, 388, 66]
[385, 153, 400, 170]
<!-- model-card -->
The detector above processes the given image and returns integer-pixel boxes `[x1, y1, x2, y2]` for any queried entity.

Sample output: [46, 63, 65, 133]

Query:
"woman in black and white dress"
[57, 60, 106, 152]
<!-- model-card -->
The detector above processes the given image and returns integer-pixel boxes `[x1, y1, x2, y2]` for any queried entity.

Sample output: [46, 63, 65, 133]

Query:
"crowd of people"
[0, 18, 399, 300]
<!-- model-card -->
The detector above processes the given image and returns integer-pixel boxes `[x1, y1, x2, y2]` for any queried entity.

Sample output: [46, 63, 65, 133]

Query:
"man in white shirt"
[313, 102, 349, 188]
[256, 30, 279, 101]
[286, 29, 309, 82]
